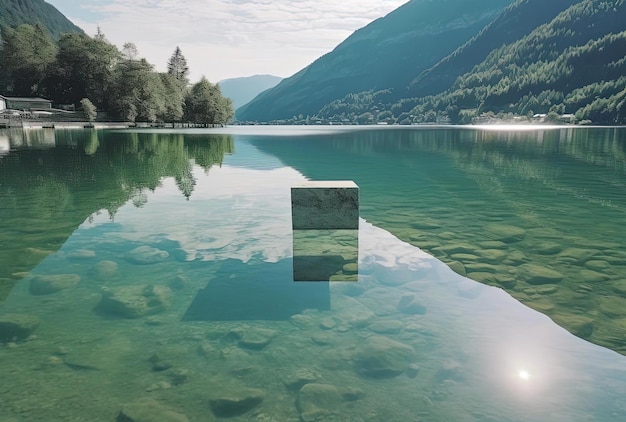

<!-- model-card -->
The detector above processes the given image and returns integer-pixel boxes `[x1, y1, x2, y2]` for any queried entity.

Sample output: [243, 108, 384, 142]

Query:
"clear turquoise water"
[0, 126, 625, 421]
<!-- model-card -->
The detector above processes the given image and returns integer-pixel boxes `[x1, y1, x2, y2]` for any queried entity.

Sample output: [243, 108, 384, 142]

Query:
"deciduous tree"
[183, 77, 234, 125]
[0, 23, 56, 96]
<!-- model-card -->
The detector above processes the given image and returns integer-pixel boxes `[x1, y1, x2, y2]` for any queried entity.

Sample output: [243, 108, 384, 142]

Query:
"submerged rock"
[29, 274, 80, 295]
[117, 397, 188, 422]
[579, 269, 610, 283]
[519, 264, 564, 285]
[125, 246, 169, 265]
[368, 319, 403, 334]
[448, 261, 466, 276]
[535, 242, 562, 255]
[551, 314, 593, 338]
[353, 336, 416, 378]
[283, 368, 322, 392]
[0, 314, 40, 342]
[96, 285, 171, 318]
[484, 224, 526, 243]
[92, 260, 118, 280]
[558, 248, 599, 264]
[237, 328, 277, 350]
[209, 388, 265, 418]
[296, 383, 343, 422]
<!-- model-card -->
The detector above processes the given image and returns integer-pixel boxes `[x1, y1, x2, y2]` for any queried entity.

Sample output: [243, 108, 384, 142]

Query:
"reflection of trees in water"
[1, 130, 234, 208]
[326, 127, 626, 202]
[0, 129, 234, 285]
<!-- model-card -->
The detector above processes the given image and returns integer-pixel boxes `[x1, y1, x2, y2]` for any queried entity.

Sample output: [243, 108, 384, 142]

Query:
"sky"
[46, 0, 408, 83]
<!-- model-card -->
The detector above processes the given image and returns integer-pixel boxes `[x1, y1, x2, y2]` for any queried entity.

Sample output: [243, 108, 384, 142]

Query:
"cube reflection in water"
[293, 229, 358, 282]
[291, 181, 359, 282]
[183, 259, 330, 321]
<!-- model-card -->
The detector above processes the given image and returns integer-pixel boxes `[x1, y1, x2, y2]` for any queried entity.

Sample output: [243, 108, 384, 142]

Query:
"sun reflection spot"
[518, 370, 530, 381]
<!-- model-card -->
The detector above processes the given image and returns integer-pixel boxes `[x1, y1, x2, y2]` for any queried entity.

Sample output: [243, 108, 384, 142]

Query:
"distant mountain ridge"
[218, 75, 282, 110]
[237, 0, 514, 121]
[0, 0, 84, 39]
[238, 0, 626, 124]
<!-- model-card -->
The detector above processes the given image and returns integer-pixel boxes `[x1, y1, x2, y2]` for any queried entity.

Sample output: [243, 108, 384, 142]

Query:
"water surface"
[0, 127, 625, 421]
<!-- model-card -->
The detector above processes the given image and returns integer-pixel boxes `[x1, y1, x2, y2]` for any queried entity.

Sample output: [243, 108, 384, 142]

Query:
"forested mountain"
[239, 0, 626, 125]
[237, 0, 514, 122]
[0, 0, 83, 39]
[219, 75, 282, 110]
[401, 0, 626, 124]
[408, 0, 581, 98]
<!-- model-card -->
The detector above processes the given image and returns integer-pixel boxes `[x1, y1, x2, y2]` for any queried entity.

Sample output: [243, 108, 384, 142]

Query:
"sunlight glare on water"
[0, 126, 625, 421]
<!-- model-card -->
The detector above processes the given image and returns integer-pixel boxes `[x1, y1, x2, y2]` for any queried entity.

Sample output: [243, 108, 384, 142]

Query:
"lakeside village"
[1, 94, 581, 129]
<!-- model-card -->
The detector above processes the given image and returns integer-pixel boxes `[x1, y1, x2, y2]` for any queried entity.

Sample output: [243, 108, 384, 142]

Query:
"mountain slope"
[0, 0, 84, 39]
[218, 74, 282, 110]
[237, 0, 514, 122]
[403, 0, 626, 123]
[409, 0, 580, 98]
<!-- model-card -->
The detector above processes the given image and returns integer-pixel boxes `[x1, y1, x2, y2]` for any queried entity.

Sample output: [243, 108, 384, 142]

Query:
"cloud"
[47, 0, 407, 82]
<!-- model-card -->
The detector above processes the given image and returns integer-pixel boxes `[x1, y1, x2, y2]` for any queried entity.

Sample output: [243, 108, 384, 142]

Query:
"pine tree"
[167, 46, 189, 84]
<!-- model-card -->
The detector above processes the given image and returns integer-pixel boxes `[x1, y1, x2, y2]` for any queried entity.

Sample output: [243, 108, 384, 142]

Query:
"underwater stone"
[319, 318, 337, 330]
[29, 274, 81, 295]
[125, 246, 169, 265]
[117, 397, 189, 422]
[168, 368, 189, 386]
[311, 332, 335, 346]
[0, 314, 40, 342]
[503, 250, 528, 265]
[96, 285, 171, 318]
[92, 260, 118, 280]
[579, 269, 611, 283]
[535, 242, 563, 255]
[149, 353, 173, 372]
[558, 248, 600, 264]
[597, 296, 626, 318]
[368, 320, 403, 334]
[519, 264, 564, 285]
[406, 363, 421, 379]
[353, 336, 416, 378]
[168, 275, 189, 290]
[476, 249, 508, 264]
[296, 383, 343, 422]
[434, 243, 478, 256]
[585, 260, 612, 272]
[551, 314, 593, 338]
[209, 388, 265, 418]
[291, 181, 359, 230]
[448, 261, 467, 276]
[283, 369, 322, 392]
[237, 328, 276, 350]
[484, 224, 526, 243]
[464, 263, 498, 274]
[467, 271, 516, 288]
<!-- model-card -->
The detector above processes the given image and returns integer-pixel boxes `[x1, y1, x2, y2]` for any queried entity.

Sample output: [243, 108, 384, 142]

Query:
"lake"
[0, 126, 625, 421]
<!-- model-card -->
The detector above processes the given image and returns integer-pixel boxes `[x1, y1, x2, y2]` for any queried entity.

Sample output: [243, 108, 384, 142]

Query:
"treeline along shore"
[0, 24, 234, 126]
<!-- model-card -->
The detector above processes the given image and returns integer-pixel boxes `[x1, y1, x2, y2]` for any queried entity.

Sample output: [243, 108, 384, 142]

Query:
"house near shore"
[0, 95, 52, 112]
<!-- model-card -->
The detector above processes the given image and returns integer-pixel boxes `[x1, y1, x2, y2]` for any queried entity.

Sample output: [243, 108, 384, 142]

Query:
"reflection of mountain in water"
[0, 129, 233, 301]
[252, 127, 626, 356]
